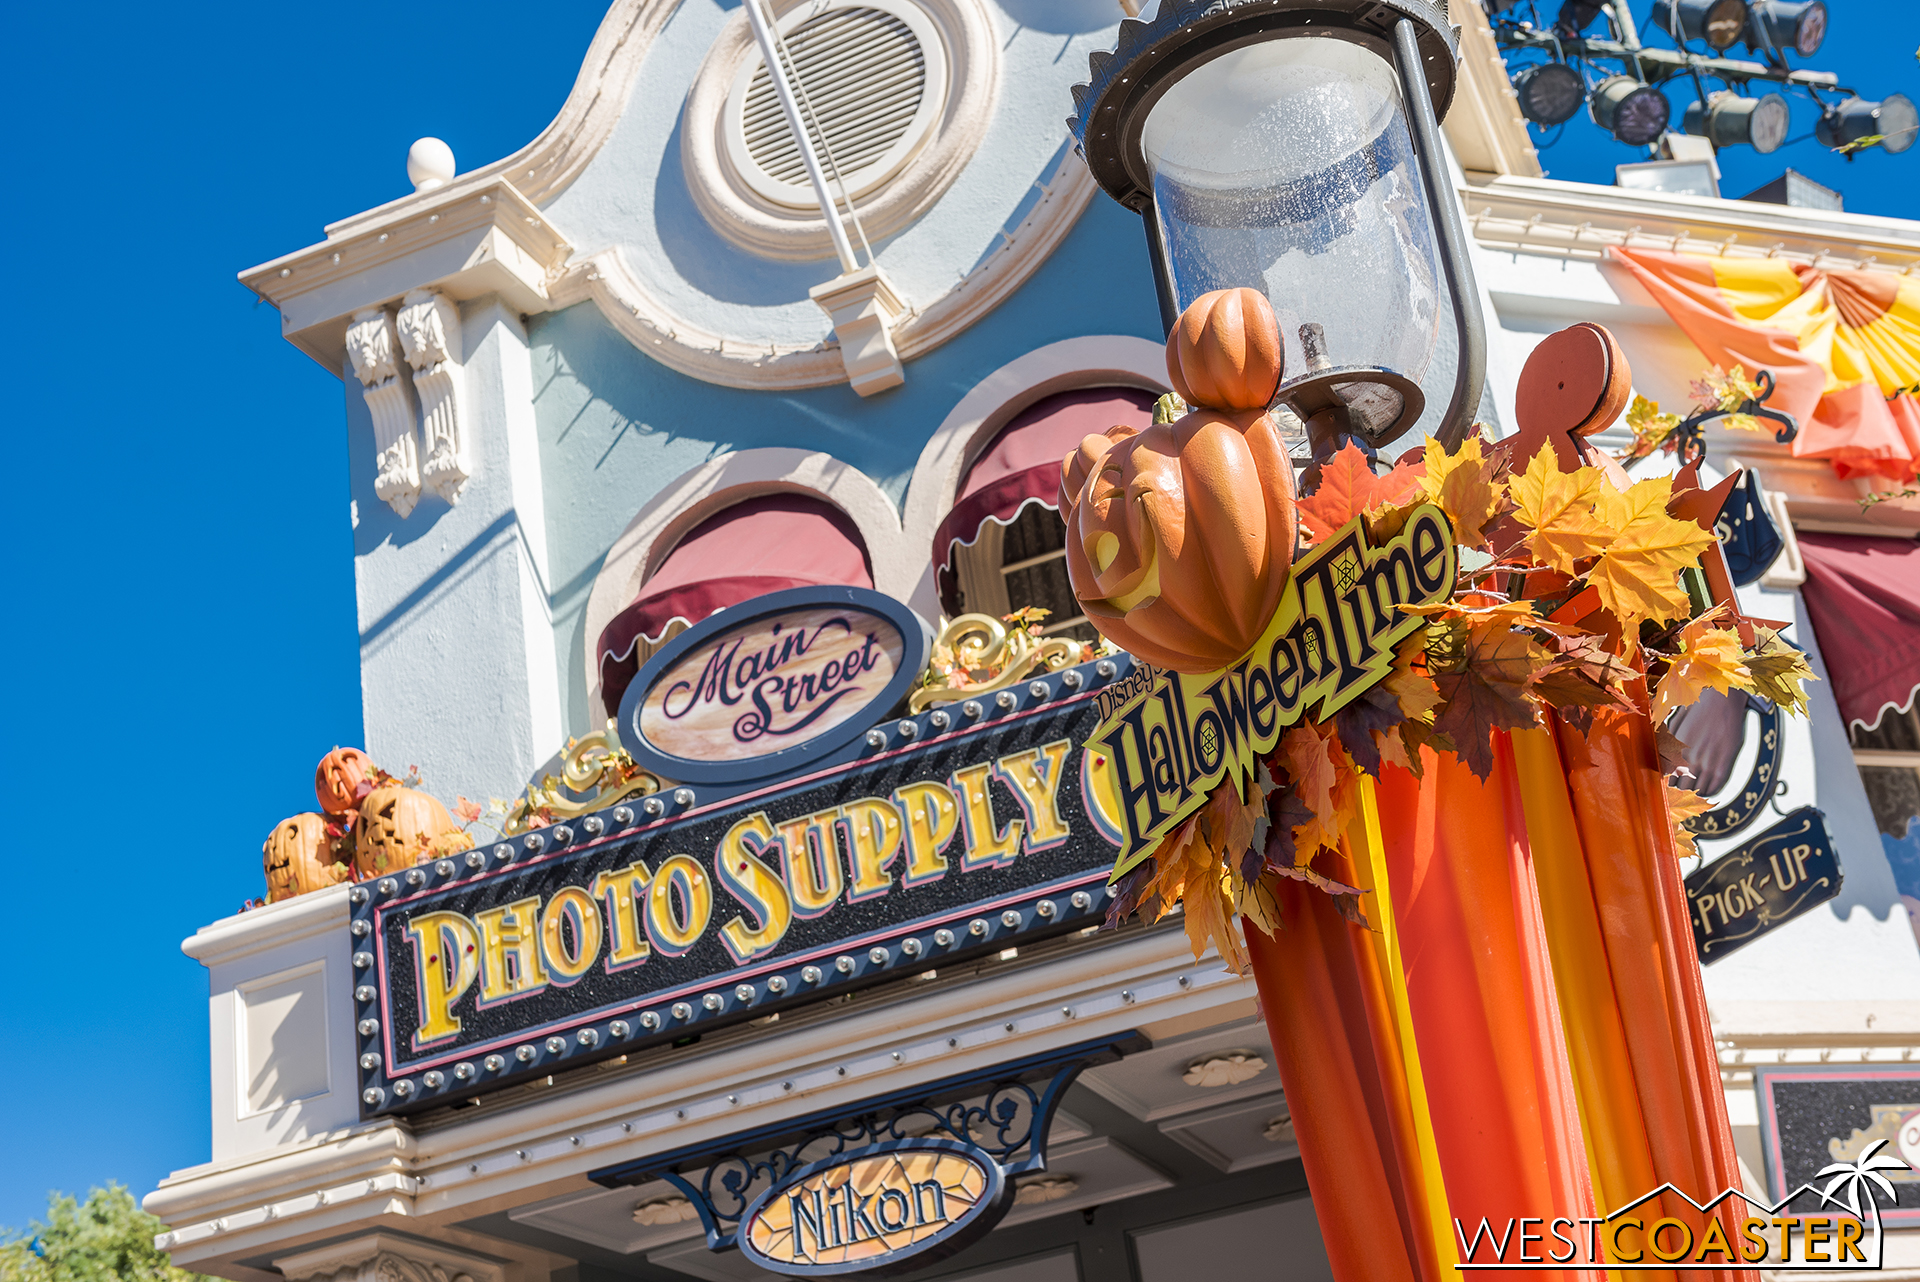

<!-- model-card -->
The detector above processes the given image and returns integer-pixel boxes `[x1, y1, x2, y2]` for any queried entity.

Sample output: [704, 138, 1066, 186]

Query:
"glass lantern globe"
[1070, 0, 1485, 453]
[1139, 38, 1443, 443]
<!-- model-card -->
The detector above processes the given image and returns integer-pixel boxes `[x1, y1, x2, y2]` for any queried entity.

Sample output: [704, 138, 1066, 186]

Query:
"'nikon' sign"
[1091, 506, 1456, 874]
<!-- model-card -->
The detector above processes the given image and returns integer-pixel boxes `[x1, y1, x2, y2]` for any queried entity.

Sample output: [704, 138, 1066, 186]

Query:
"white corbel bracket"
[810, 264, 907, 397]
[396, 289, 469, 505]
[345, 309, 420, 518]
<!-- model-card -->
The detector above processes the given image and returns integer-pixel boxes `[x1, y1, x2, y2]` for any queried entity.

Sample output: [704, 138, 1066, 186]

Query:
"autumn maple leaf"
[453, 795, 484, 826]
[1281, 723, 1345, 857]
[1417, 435, 1506, 548]
[1430, 620, 1549, 779]
[1297, 442, 1421, 542]
[1744, 628, 1817, 715]
[1509, 443, 1613, 574]
[1663, 781, 1715, 860]
[1588, 475, 1716, 630]
[1652, 617, 1751, 722]
[1385, 633, 1444, 724]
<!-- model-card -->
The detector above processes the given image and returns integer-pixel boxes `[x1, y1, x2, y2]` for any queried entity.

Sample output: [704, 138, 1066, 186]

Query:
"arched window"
[595, 493, 874, 716]
[933, 387, 1157, 641]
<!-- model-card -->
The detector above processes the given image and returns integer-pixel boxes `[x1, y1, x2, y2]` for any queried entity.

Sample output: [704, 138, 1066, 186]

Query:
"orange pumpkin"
[316, 747, 377, 816]
[1166, 288, 1284, 413]
[1060, 292, 1298, 673]
[263, 812, 350, 902]
[353, 785, 459, 879]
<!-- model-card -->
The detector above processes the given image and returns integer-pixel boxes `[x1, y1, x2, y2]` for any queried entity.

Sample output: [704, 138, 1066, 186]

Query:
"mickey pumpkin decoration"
[262, 812, 350, 903]
[1060, 287, 1298, 673]
[315, 746, 377, 816]
[352, 784, 470, 880]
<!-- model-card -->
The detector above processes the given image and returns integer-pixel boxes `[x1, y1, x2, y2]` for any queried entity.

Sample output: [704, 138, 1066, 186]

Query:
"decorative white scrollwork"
[396, 289, 470, 505]
[346, 309, 419, 517]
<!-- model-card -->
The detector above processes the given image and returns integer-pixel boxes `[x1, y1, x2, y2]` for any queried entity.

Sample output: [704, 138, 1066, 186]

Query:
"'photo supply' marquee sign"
[350, 589, 1131, 1118]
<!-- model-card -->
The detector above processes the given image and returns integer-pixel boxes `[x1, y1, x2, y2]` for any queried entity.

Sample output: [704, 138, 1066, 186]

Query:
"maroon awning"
[931, 387, 1158, 579]
[596, 494, 873, 715]
[1798, 531, 1920, 731]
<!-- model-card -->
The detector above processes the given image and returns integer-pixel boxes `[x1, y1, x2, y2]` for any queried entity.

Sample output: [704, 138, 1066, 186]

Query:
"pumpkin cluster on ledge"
[260, 748, 474, 904]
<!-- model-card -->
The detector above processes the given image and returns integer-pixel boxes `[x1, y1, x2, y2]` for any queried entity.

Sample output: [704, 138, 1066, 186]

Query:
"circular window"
[682, 0, 997, 261]
[729, 5, 942, 209]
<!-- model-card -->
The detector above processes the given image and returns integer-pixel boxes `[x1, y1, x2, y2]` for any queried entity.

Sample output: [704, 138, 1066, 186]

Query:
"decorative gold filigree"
[909, 608, 1093, 712]
[505, 722, 663, 834]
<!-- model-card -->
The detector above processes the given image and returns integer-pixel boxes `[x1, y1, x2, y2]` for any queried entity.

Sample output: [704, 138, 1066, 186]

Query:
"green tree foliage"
[0, 1185, 210, 1282]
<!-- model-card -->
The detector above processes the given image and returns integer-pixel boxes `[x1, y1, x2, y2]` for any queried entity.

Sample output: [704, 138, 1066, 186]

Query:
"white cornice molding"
[182, 887, 350, 968]
[241, 181, 573, 370]
[1465, 173, 1920, 270]
[1443, 0, 1542, 180]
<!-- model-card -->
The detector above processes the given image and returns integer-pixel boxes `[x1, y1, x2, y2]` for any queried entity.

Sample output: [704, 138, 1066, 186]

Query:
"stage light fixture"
[1815, 94, 1918, 155]
[1745, 0, 1826, 56]
[1591, 75, 1673, 145]
[1513, 63, 1587, 125]
[1683, 91, 1791, 152]
[1650, 0, 1751, 49]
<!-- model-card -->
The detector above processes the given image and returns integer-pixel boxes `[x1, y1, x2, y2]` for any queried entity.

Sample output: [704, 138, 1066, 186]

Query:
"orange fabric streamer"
[1374, 741, 1599, 1278]
[1544, 712, 1757, 1281]
[1246, 836, 1441, 1282]
[1610, 246, 1920, 480]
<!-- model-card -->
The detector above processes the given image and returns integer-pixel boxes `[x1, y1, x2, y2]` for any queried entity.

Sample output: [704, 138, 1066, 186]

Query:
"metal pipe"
[1392, 17, 1487, 451]
[744, 0, 860, 274]
[1141, 203, 1181, 337]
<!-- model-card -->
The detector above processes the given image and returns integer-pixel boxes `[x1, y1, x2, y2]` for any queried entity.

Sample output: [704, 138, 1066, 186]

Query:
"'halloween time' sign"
[1090, 506, 1456, 874]
[350, 658, 1129, 1117]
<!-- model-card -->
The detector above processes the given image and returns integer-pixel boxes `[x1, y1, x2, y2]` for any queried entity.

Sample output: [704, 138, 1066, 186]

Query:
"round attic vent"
[726, 2, 946, 210]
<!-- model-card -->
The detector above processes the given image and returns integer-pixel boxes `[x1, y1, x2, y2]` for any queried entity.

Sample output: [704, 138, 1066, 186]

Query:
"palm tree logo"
[1812, 1136, 1907, 1264]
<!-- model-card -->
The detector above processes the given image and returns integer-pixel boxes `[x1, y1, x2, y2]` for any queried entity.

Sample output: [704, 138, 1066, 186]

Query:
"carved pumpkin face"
[263, 812, 350, 902]
[1062, 407, 1298, 672]
[353, 785, 457, 880]
[1167, 288, 1284, 413]
[316, 747, 376, 816]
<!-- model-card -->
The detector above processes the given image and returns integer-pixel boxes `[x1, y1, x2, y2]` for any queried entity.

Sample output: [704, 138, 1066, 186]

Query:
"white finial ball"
[407, 138, 456, 193]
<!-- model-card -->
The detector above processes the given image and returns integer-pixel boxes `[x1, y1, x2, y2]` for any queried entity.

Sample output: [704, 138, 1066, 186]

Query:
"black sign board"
[1686, 806, 1842, 964]
[350, 660, 1128, 1118]
[1753, 1065, 1920, 1227]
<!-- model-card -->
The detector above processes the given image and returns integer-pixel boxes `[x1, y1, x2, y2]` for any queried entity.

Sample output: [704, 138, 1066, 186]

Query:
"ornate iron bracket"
[1684, 694, 1785, 842]
[1669, 369, 1800, 468]
[587, 1032, 1146, 1252]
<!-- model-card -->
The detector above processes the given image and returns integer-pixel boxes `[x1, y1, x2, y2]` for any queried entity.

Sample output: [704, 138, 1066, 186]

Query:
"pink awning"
[1797, 531, 1920, 731]
[596, 494, 873, 715]
[932, 387, 1158, 578]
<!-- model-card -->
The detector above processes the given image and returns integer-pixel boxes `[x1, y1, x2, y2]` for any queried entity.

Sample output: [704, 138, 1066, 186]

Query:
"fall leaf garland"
[1104, 434, 1816, 973]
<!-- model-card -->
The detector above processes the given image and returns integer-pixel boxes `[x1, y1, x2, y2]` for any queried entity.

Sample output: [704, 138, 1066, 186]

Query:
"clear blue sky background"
[1, 0, 1915, 1240]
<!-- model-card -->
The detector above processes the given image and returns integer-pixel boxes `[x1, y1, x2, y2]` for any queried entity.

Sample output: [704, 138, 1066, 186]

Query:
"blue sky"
[0, 0, 1915, 1239]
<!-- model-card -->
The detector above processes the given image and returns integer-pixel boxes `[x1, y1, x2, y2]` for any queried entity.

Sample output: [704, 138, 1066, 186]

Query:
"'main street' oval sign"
[739, 1140, 1007, 1276]
[618, 586, 929, 786]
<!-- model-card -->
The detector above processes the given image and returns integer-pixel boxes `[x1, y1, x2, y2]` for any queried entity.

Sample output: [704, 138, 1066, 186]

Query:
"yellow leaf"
[1509, 443, 1614, 574]
[1744, 628, 1816, 716]
[1418, 435, 1506, 548]
[1375, 726, 1414, 772]
[1652, 617, 1751, 722]
[1626, 394, 1679, 439]
[1385, 632, 1444, 724]
[1663, 781, 1714, 861]
[1588, 475, 1716, 629]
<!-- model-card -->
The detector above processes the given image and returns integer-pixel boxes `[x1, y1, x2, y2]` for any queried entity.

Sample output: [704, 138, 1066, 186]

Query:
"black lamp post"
[1070, 0, 1487, 455]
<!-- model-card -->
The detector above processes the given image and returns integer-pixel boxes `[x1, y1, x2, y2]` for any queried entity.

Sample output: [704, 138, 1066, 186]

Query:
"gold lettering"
[777, 809, 845, 915]
[540, 885, 603, 982]
[993, 739, 1074, 848]
[718, 813, 793, 962]
[405, 910, 479, 1043]
[592, 861, 653, 966]
[647, 854, 713, 955]
[951, 762, 1023, 871]
[842, 798, 904, 899]
[475, 896, 550, 1001]
[894, 781, 958, 884]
